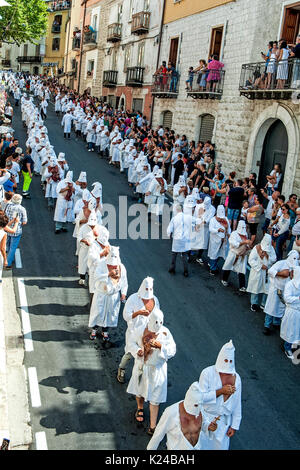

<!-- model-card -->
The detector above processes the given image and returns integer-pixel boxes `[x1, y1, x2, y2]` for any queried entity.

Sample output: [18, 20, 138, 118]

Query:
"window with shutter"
[132, 98, 143, 113]
[199, 114, 215, 143]
[162, 110, 173, 129]
[168, 37, 179, 67]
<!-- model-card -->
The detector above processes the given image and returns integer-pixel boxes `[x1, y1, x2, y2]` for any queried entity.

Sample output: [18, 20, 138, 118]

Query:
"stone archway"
[245, 103, 299, 196]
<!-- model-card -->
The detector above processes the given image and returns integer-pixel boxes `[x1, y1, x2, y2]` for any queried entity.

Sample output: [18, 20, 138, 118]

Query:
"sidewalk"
[0, 271, 32, 450]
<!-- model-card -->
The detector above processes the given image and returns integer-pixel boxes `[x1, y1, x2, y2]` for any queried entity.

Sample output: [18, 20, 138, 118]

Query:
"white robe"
[222, 231, 249, 275]
[191, 204, 216, 251]
[44, 166, 64, 198]
[61, 114, 73, 133]
[127, 325, 176, 404]
[246, 246, 276, 295]
[199, 366, 242, 450]
[147, 402, 213, 450]
[167, 212, 195, 253]
[54, 181, 76, 223]
[87, 241, 109, 294]
[77, 224, 97, 275]
[88, 263, 128, 328]
[123, 293, 160, 354]
[208, 217, 231, 260]
[280, 280, 300, 344]
[264, 260, 291, 318]
[147, 178, 167, 216]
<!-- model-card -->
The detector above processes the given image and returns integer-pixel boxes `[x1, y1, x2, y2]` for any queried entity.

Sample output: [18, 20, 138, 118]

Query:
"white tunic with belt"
[191, 204, 216, 251]
[222, 231, 248, 275]
[280, 280, 300, 344]
[246, 245, 276, 295]
[264, 260, 291, 318]
[77, 224, 97, 275]
[208, 217, 231, 261]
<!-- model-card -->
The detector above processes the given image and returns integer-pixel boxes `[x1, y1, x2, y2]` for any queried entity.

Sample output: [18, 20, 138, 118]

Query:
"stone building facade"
[152, 0, 300, 197]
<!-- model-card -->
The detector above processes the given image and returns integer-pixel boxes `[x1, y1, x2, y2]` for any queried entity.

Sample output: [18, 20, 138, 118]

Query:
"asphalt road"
[9, 99, 300, 450]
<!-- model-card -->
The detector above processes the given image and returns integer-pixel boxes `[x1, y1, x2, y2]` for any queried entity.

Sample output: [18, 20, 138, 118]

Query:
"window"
[168, 37, 179, 67]
[124, 44, 131, 72]
[129, 0, 133, 16]
[281, 4, 300, 44]
[162, 110, 173, 129]
[144, 0, 150, 11]
[111, 49, 117, 70]
[132, 98, 143, 113]
[54, 14, 62, 25]
[137, 42, 145, 66]
[35, 44, 40, 56]
[5, 49, 10, 60]
[209, 26, 223, 59]
[52, 37, 60, 51]
[117, 3, 123, 22]
[23, 44, 28, 56]
[87, 59, 95, 76]
[199, 114, 215, 143]
[92, 14, 98, 31]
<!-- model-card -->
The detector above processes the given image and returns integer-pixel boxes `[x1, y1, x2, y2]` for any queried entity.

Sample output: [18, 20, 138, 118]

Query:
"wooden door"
[169, 37, 179, 67]
[209, 27, 223, 59]
[282, 8, 300, 44]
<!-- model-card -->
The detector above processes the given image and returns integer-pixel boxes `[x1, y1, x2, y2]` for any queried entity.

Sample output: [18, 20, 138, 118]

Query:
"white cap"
[183, 382, 203, 417]
[78, 171, 87, 183]
[138, 277, 154, 300]
[106, 246, 120, 266]
[215, 340, 236, 374]
[148, 308, 164, 334]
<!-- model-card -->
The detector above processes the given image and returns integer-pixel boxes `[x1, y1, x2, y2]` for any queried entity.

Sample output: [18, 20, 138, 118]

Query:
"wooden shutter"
[163, 111, 173, 129]
[169, 38, 179, 67]
[132, 98, 143, 113]
[209, 27, 223, 58]
[282, 8, 300, 44]
[199, 114, 215, 142]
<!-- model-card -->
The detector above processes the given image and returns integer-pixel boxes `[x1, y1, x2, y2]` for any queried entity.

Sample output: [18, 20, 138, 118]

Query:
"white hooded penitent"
[215, 340, 236, 374]
[148, 308, 164, 334]
[138, 277, 154, 300]
[106, 246, 120, 266]
[183, 382, 203, 417]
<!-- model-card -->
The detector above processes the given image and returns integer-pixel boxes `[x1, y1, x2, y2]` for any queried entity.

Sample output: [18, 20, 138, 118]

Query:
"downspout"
[77, 0, 87, 93]
[149, 0, 166, 126]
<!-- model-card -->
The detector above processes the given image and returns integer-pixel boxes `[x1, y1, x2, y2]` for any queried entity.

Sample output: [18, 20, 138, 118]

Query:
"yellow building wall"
[164, 0, 235, 24]
[43, 9, 70, 71]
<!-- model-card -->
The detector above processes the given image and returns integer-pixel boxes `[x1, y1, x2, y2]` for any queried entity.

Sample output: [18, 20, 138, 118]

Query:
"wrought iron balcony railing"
[126, 66, 145, 86]
[131, 11, 150, 35]
[83, 31, 97, 46]
[72, 37, 81, 50]
[52, 24, 61, 33]
[107, 23, 122, 42]
[239, 59, 300, 100]
[1, 59, 11, 67]
[103, 70, 118, 87]
[187, 69, 225, 100]
[152, 73, 179, 98]
[17, 56, 42, 63]
[48, 1, 71, 11]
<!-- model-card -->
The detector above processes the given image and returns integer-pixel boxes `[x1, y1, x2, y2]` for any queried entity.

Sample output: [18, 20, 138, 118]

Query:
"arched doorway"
[198, 113, 215, 142]
[258, 119, 288, 191]
[162, 110, 173, 129]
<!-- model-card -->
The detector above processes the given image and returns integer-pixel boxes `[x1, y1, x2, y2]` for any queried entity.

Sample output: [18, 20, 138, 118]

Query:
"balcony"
[1, 59, 11, 67]
[126, 66, 144, 86]
[152, 73, 179, 98]
[131, 11, 150, 35]
[17, 56, 42, 63]
[103, 70, 118, 88]
[83, 31, 97, 49]
[48, 1, 71, 11]
[51, 24, 61, 33]
[72, 37, 81, 51]
[107, 23, 122, 42]
[239, 59, 300, 100]
[187, 69, 225, 100]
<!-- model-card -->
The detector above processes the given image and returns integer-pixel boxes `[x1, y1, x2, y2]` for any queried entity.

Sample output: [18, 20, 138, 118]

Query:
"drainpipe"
[149, 0, 166, 126]
[77, 0, 87, 93]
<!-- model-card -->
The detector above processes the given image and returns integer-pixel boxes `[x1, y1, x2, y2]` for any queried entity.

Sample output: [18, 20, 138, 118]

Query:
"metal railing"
[83, 31, 97, 45]
[126, 66, 145, 86]
[72, 37, 81, 49]
[107, 23, 122, 42]
[239, 59, 300, 92]
[131, 11, 150, 34]
[187, 69, 225, 98]
[17, 56, 42, 63]
[152, 73, 180, 96]
[103, 70, 118, 87]
[51, 24, 61, 33]
[1, 59, 11, 67]
[48, 1, 71, 11]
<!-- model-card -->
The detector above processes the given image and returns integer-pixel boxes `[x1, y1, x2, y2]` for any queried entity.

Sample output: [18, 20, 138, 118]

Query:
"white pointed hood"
[148, 308, 164, 334]
[65, 171, 73, 183]
[97, 226, 110, 246]
[88, 210, 97, 226]
[237, 220, 247, 237]
[78, 171, 87, 183]
[88, 198, 97, 211]
[287, 250, 299, 269]
[215, 340, 236, 374]
[82, 189, 91, 202]
[91, 182, 102, 198]
[216, 205, 225, 218]
[178, 175, 186, 187]
[183, 382, 203, 417]
[260, 234, 272, 253]
[203, 196, 212, 210]
[138, 277, 154, 300]
[106, 246, 120, 266]
[292, 266, 300, 289]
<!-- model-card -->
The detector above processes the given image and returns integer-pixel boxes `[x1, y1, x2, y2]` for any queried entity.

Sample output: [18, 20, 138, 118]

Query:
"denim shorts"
[227, 208, 240, 220]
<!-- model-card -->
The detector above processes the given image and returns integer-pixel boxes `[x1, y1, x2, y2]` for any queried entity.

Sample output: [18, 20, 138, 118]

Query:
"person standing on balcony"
[167, 62, 178, 92]
[207, 55, 224, 93]
[276, 41, 290, 89]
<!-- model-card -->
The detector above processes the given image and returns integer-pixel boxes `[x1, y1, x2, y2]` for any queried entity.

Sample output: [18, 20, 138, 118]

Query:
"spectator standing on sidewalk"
[5, 194, 27, 269]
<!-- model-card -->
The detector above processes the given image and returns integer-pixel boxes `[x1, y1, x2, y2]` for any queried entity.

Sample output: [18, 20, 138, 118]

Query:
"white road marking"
[28, 367, 41, 408]
[0, 284, 6, 374]
[17, 278, 33, 352]
[35, 432, 48, 450]
[15, 248, 22, 268]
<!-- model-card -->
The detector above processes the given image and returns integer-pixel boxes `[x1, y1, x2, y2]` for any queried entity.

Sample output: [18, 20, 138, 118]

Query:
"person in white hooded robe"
[90, 182, 103, 225]
[77, 210, 99, 285]
[44, 156, 64, 208]
[61, 110, 74, 139]
[88, 246, 128, 345]
[199, 340, 242, 450]
[167, 200, 195, 277]
[221, 220, 251, 292]
[73, 189, 92, 256]
[54, 171, 77, 233]
[190, 196, 216, 264]
[207, 205, 231, 275]
[147, 382, 218, 450]
[146, 169, 167, 222]
[127, 309, 176, 435]
[117, 277, 160, 384]
[172, 175, 187, 212]
[246, 233, 277, 312]
[87, 226, 110, 301]
[263, 250, 299, 335]
[280, 265, 300, 360]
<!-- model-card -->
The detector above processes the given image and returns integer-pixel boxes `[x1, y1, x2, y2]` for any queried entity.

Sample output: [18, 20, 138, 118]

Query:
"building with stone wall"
[151, 0, 300, 197]
[0, 40, 46, 75]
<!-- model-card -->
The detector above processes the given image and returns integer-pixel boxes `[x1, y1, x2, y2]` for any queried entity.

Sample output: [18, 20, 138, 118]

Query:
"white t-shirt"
[267, 170, 282, 189]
